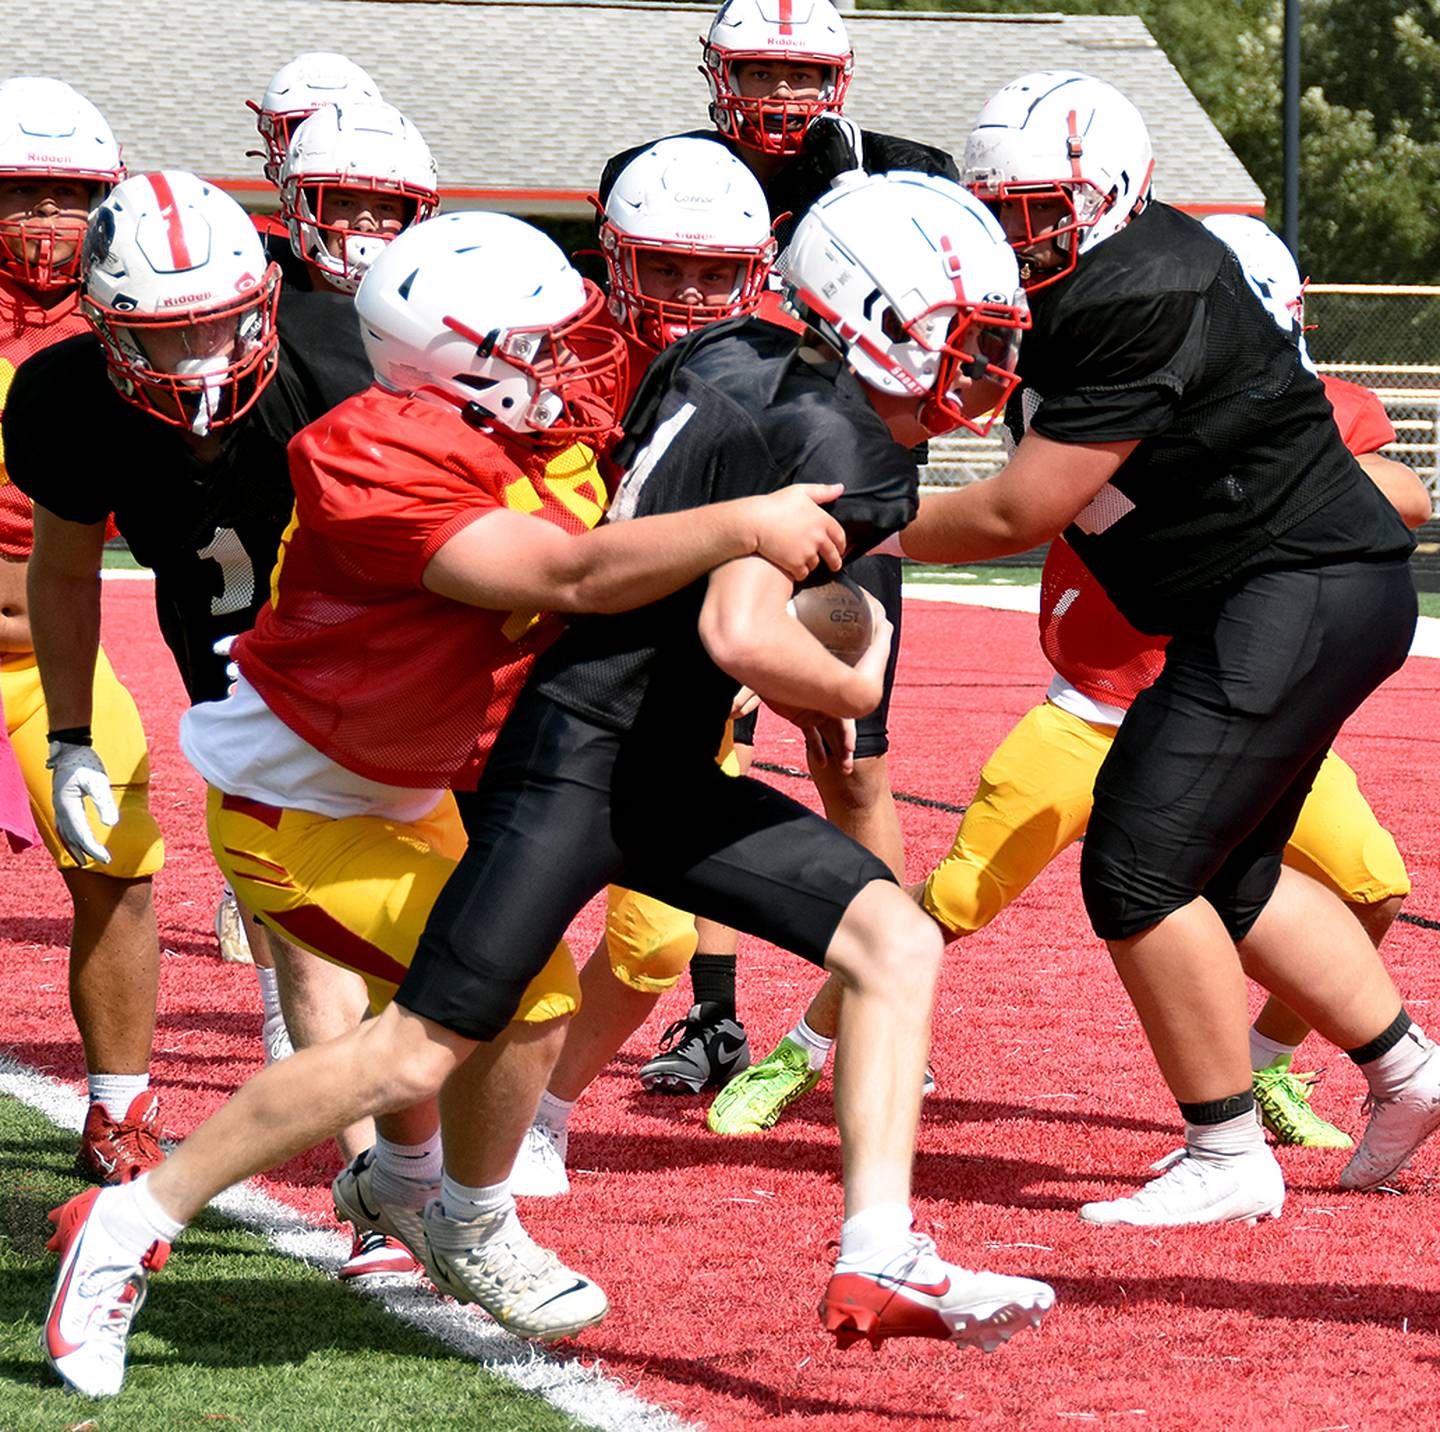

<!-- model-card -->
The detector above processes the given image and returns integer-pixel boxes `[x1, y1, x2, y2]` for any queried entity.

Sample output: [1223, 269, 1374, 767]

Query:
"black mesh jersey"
[3, 294, 370, 703]
[1019, 203, 1413, 634]
[530, 317, 919, 748]
[599, 128, 958, 250]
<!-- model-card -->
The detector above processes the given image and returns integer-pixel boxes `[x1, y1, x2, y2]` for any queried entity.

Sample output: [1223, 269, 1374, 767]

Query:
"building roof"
[12, 1, 1263, 215]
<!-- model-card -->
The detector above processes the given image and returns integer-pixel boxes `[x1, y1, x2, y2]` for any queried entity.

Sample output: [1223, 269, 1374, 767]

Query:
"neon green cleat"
[707, 1036, 822, 1136]
[1252, 1054, 1354, 1149]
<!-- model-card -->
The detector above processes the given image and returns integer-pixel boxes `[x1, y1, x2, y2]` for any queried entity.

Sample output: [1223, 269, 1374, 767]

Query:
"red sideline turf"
[3, 585, 1438, 1431]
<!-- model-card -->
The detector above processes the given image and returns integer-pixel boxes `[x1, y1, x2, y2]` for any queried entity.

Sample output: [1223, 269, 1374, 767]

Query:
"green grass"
[901, 562, 1043, 586]
[0, 1094, 584, 1431]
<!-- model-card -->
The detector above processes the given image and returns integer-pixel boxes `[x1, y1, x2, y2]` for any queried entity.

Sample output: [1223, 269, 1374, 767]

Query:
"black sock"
[690, 953, 737, 1018]
[1346, 1008, 1413, 1065]
[1177, 1090, 1255, 1125]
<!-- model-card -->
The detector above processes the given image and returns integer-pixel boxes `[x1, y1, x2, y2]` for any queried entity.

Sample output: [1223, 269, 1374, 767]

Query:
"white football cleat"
[331, 1147, 432, 1261]
[420, 1201, 607, 1341]
[509, 1119, 570, 1198]
[1080, 1146, 1285, 1227]
[1341, 1033, 1440, 1191]
[821, 1233, 1054, 1350]
[42, 1187, 169, 1398]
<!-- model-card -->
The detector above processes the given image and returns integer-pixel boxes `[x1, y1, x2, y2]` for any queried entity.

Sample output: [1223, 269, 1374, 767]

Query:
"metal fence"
[920, 284, 1440, 519]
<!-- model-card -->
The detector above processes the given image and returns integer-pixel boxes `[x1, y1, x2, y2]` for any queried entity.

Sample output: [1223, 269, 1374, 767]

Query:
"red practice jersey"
[1321, 373, 1396, 456]
[1039, 376, 1397, 710]
[0, 275, 90, 559]
[236, 385, 609, 790]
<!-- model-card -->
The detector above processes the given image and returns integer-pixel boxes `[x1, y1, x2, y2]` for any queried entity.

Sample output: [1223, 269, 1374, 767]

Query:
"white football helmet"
[964, 70, 1154, 291]
[1201, 213, 1315, 371]
[247, 51, 382, 185]
[0, 76, 124, 291]
[279, 101, 439, 294]
[779, 171, 1028, 436]
[701, 0, 853, 155]
[82, 171, 281, 435]
[356, 211, 628, 445]
[599, 138, 775, 349]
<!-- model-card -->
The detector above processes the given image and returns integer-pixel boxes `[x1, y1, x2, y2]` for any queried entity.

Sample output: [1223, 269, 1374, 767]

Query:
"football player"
[277, 98, 438, 295]
[511, 137, 780, 1194]
[602, 0, 963, 1100]
[38, 208, 854, 1394]
[0, 76, 170, 1184]
[3, 171, 375, 1187]
[711, 213, 1431, 1143]
[892, 71, 1437, 1224]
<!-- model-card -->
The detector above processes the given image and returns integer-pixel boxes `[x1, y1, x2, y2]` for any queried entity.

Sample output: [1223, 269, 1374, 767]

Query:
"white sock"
[255, 963, 283, 1022]
[1361, 1023, 1432, 1101]
[838, 1203, 913, 1263]
[1249, 1028, 1299, 1072]
[790, 1017, 834, 1073]
[86, 1072, 150, 1121]
[98, 1171, 186, 1252]
[439, 1173, 517, 1236]
[371, 1130, 443, 1204]
[1185, 1108, 1266, 1161]
[536, 1089, 576, 1134]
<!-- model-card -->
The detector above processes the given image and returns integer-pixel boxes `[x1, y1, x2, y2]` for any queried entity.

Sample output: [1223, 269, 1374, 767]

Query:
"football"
[790, 576, 873, 666]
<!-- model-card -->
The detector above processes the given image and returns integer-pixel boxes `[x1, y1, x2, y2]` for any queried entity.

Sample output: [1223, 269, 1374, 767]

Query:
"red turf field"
[3, 583, 1438, 1430]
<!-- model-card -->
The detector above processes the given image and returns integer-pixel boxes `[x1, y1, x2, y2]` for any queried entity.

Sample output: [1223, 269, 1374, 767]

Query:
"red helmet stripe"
[939, 235, 967, 305]
[146, 172, 194, 270]
[778, 0, 794, 35]
[1066, 111, 1084, 180]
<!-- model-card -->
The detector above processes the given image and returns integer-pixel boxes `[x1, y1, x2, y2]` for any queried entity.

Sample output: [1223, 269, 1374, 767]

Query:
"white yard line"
[0, 1051, 698, 1432]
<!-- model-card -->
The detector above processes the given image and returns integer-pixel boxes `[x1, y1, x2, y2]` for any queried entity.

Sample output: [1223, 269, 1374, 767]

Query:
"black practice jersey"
[530, 317, 918, 749]
[600, 126, 958, 250]
[4, 295, 370, 702]
[1018, 203, 1413, 633]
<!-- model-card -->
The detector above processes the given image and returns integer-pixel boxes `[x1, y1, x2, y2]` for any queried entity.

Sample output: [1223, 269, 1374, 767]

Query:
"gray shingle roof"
[11, 1, 1263, 214]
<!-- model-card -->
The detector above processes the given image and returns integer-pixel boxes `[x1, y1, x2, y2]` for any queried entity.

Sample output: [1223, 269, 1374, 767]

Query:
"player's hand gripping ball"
[789, 575, 873, 666]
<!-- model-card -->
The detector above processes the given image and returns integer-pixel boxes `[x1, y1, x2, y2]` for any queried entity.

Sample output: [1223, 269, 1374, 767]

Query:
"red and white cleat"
[820, 1233, 1053, 1352]
[42, 1187, 169, 1398]
[338, 1228, 422, 1280]
[76, 1092, 166, 1185]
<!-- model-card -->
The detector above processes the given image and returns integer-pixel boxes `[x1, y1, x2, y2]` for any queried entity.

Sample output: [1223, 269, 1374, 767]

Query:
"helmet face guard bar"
[924, 305, 1028, 437]
[705, 48, 851, 156]
[793, 284, 1028, 437]
[84, 265, 282, 432]
[441, 282, 629, 447]
[600, 224, 774, 349]
[0, 213, 90, 291]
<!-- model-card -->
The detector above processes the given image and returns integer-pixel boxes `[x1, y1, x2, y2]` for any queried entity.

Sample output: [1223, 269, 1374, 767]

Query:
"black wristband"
[46, 726, 93, 747]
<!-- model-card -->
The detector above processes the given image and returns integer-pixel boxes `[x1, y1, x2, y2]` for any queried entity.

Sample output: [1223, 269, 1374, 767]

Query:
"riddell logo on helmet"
[160, 291, 214, 307]
[26, 151, 72, 165]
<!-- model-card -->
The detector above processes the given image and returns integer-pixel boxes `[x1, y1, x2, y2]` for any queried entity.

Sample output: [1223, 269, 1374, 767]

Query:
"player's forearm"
[26, 564, 101, 728]
[548, 504, 758, 614]
[1357, 452, 1433, 529]
[898, 479, 1046, 565]
[700, 605, 877, 719]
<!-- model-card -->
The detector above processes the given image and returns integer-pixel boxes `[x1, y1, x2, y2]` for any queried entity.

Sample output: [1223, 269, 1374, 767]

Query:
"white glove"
[46, 741, 117, 865]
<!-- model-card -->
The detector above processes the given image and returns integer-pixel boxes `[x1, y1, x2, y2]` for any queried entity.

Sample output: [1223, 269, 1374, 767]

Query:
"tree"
[863, 0, 1440, 282]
